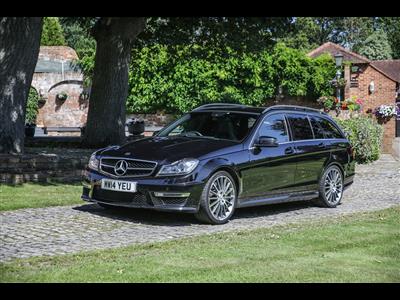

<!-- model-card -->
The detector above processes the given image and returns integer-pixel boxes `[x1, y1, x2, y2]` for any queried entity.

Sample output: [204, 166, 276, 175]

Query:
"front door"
[240, 113, 297, 201]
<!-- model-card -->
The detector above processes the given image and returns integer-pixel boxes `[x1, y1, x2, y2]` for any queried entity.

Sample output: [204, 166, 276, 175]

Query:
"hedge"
[335, 116, 384, 164]
[127, 43, 336, 114]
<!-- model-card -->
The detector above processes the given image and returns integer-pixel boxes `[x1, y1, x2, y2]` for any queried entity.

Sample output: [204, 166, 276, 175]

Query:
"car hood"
[99, 136, 241, 164]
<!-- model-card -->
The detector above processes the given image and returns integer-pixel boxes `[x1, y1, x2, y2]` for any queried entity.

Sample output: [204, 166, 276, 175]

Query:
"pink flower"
[356, 98, 363, 105]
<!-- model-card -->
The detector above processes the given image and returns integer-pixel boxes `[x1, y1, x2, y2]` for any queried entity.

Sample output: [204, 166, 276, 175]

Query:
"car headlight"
[157, 158, 199, 176]
[88, 153, 100, 171]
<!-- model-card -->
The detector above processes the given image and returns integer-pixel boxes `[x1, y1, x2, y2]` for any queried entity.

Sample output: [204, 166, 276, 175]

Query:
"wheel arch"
[201, 158, 242, 196]
[319, 161, 345, 182]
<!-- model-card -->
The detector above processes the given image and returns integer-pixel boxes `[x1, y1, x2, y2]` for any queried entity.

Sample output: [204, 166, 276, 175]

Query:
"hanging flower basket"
[331, 78, 347, 88]
[79, 91, 90, 101]
[374, 104, 397, 124]
[38, 98, 47, 106]
[56, 92, 68, 101]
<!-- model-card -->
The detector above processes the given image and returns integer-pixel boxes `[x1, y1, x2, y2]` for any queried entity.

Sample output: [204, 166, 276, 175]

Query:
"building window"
[350, 65, 361, 88]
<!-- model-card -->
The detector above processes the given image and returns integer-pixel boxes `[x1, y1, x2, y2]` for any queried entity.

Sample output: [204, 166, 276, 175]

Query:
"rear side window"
[310, 116, 343, 139]
[286, 114, 314, 141]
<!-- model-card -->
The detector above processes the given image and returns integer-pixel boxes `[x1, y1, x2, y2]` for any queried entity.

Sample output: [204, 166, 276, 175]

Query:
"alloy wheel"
[324, 168, 343, 205]
[208, 175, 235, 221]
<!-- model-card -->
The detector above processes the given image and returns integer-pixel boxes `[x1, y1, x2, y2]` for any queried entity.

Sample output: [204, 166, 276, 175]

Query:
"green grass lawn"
[0, 183, 83, 211]
[1, 206, 399, 283]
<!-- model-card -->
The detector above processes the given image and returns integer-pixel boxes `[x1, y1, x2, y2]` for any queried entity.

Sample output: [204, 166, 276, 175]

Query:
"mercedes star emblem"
[114, 160, 128, 176]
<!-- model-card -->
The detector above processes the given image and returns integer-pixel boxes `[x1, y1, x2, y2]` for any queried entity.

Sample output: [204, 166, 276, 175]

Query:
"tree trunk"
[83, 18, 146, 148]
[0, 17, 43, 154]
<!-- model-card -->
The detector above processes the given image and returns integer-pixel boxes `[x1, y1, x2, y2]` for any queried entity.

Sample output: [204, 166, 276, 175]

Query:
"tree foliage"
[60, 19, 96, 85]
[40, 17, 66, 46]
[127, 43, 336, 114]
[375, 17, 400, 59]
[358, 30, 393, 60]
[137, 17, 292, 51]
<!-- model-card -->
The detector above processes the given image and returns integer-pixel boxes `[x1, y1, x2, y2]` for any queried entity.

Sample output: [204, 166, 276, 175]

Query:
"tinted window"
[257, 113, 289, 143]
[310, 116, 343, 139]
[158, 112, 258, 142]
[309, 117, 325, 139]
[286, 114, 314, 141]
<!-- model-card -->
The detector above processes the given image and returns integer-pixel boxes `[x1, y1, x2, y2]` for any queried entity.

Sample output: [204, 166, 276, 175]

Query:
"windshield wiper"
[177, 133, 220, 140]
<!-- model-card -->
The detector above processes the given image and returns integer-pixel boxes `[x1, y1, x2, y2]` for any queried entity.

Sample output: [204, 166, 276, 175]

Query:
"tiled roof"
[308, 42, 400, 83]
[307, 42, 370, 64]
[371, 60, 400, 83]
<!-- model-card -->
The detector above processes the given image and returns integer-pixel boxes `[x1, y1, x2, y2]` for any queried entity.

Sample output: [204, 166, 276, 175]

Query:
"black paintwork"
[82, 104, 355, 213]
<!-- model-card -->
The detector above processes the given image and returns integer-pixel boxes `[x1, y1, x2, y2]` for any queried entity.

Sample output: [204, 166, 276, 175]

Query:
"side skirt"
[237, 191, 319, 208]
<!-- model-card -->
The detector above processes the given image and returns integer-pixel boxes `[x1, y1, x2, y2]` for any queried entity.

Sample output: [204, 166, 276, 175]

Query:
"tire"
[97, 202, 115, 209]
[314, 165, 344, 208]
[195, 171, 237, 225]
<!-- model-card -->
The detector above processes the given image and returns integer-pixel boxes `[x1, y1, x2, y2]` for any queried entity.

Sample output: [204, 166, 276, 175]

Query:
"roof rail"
[193, 103, 251, 111]
[262, 105, 328, 115]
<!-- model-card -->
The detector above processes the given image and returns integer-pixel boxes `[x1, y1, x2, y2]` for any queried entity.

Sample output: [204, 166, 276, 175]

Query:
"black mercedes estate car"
[82, 104, 355, 224]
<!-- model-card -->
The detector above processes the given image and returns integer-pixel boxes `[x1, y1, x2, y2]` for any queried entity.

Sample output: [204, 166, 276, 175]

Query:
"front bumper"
[81, 169, 205, 213]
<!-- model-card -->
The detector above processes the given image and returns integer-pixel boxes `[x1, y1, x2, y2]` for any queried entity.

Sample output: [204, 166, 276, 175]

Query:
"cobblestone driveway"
[1, 155, 399, 262]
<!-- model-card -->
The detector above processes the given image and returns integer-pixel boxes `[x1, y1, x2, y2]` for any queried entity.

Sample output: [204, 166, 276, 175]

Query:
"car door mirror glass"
[255, 136, 279, 147]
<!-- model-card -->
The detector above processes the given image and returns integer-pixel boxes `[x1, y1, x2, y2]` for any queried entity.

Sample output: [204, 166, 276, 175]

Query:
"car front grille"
[92, 186, 150, 207]
[100, 157, 157, 178]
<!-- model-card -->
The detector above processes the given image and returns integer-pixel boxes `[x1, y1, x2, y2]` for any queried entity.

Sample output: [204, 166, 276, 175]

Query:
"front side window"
[157, 112, 258, 142]
[256, 113, 289, 143]
[310, 116, 343, 139]
[286, 114, 314, 141]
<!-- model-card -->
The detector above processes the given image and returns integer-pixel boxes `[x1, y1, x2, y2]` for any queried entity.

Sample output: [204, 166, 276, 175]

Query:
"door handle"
[285, 147, 294, 155]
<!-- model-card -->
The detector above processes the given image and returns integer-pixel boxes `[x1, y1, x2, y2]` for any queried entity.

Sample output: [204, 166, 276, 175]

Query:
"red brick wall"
[347, 65, 397, 153]
[32, 47, 88, 130]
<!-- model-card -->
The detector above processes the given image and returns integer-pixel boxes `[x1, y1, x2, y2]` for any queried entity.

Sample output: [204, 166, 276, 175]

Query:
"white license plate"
[101, 179, 137, 193]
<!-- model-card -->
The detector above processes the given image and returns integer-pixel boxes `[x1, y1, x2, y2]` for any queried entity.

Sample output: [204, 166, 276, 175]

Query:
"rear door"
[286, 113, 331, 192]
[309, 115, 350, 172]
[240, 113, 297, 200]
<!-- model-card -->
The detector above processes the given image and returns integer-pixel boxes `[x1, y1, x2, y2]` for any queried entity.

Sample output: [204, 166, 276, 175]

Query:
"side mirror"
[254, 136, 279, 147]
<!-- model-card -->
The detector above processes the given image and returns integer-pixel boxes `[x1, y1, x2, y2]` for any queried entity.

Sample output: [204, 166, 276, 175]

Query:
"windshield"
[157, 112, 259, 142]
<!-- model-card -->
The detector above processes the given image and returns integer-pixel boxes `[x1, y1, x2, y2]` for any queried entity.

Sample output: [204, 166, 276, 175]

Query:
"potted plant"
[25, 87, 39, 137]
[337, 96, 363, 118]
[317, 96, 337, 112]
[56, 92, 68, 101]
[374, 104, 397, 123]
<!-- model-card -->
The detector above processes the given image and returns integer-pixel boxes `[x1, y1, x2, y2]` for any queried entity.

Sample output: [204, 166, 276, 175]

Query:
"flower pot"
[25, 125, 36, 137]
[127, 120, 145, 135]
[38, 98, 46, 108]
[56, 93, 68, 101]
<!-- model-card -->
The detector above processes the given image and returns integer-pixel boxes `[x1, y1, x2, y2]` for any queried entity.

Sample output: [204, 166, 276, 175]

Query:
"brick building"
[31, 46, 88, 134]
[308, 42, 400, 155]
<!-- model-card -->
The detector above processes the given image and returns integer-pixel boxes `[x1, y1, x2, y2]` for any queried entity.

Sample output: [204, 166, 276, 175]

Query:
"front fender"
[199, 156, 244, 196]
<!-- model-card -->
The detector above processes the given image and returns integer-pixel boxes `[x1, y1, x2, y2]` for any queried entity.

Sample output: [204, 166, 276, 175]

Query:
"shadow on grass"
[71, 200, 315, 227]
